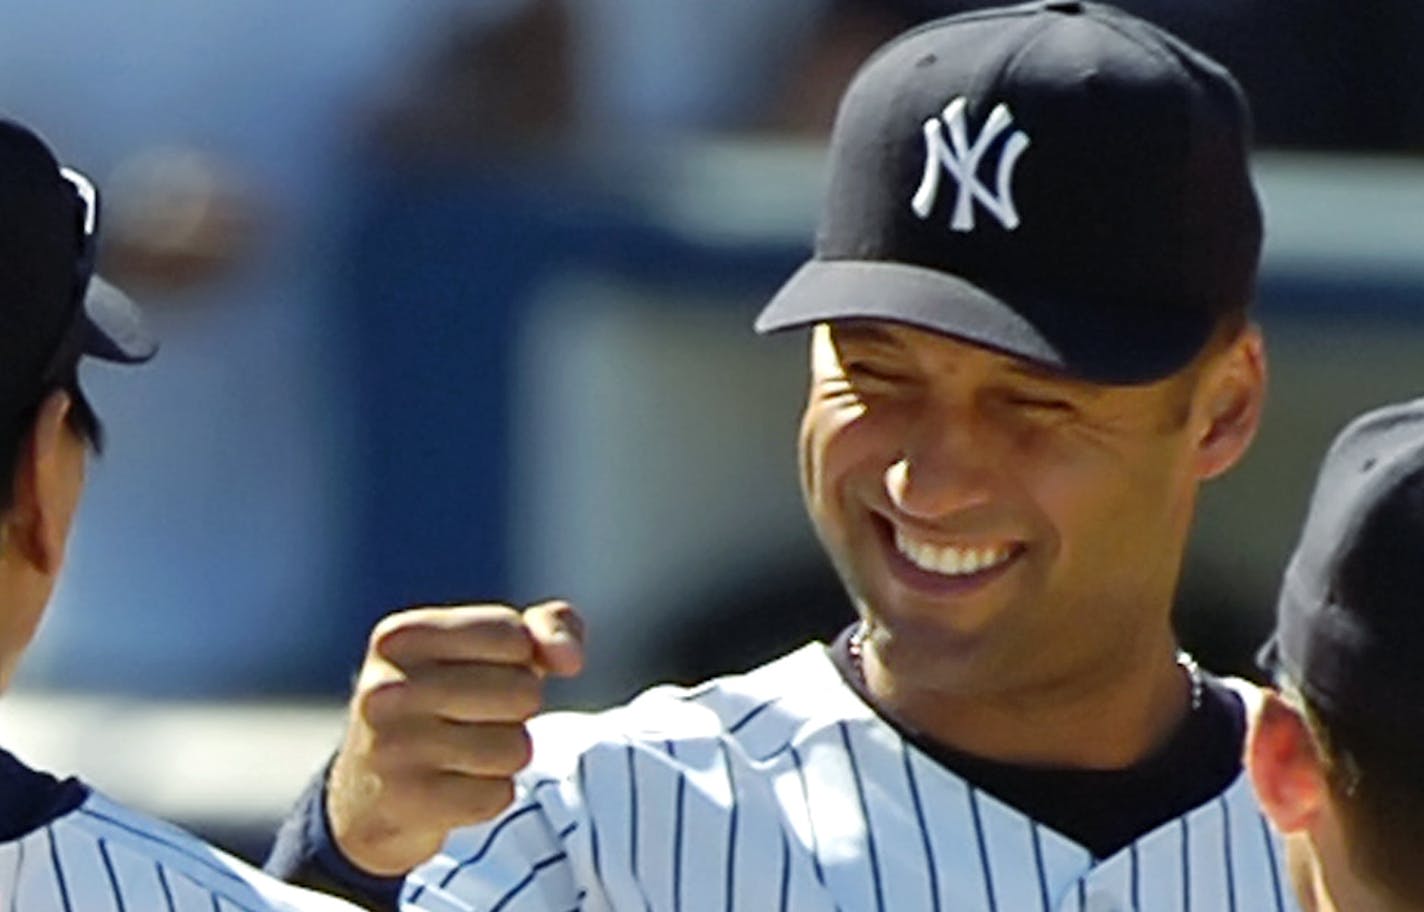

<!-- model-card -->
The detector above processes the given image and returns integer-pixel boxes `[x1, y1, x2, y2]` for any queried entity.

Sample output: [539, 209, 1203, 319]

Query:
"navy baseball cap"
[0, 119, 155, 424]
[755, 0, 1262, 384]
[1260, 398, 1424, 732]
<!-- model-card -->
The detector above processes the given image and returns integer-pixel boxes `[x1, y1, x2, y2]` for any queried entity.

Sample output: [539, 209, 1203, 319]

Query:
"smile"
[893, 528, 1018, 578]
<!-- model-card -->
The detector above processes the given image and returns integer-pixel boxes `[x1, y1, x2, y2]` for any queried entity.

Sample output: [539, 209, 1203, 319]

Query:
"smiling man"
[791, 315, 1256, 779]
[268, 3, 1300, 910]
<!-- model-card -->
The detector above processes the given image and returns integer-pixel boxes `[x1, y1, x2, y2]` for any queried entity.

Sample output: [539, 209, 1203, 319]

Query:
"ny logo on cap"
[912, 97, 1030, 232]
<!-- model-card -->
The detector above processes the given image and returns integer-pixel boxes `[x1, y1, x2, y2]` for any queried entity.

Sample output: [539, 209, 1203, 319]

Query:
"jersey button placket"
[1083, 889, 1125, 912]
[1056, 881, 1127, 912]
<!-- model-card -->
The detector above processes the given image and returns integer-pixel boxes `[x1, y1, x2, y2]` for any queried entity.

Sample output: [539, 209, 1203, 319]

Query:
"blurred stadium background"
[0, 0, 1420, 863]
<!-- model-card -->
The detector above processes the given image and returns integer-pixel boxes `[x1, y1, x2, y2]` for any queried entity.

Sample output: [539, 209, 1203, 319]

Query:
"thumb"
[524, 599, 585, 678]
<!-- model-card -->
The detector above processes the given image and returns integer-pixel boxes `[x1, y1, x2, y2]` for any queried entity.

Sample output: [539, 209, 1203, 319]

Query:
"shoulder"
[502, 641, 875, 854]
[17, 792, 359, 911]
[411, 644, 874, 909]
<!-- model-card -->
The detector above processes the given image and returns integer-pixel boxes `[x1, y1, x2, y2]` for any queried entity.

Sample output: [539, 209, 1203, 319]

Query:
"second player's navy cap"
[1260, 398, 1424, 733]
[755, 0, 1261, 384]
[0, 119, 155, 426]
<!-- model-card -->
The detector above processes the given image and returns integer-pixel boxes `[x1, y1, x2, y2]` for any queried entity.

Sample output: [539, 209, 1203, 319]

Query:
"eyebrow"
[826, 322, 913, 354]
[830, 322, 1108, 397]
[1000, 360, 1105, 397]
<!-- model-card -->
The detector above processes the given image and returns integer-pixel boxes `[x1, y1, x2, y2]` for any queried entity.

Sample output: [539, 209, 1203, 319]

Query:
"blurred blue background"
[0, 0, 1421, 859]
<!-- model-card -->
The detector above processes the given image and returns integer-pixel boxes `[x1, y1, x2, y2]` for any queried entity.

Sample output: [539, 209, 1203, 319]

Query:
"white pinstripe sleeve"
[398, 649, 862, 912]
[0, 792, 361, 911]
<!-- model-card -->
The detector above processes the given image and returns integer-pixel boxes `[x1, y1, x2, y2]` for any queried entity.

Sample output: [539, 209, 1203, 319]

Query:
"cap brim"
[755, 259, 1211, 385]
[82, 274, 157, 363]
[757, 259, 1069, 371]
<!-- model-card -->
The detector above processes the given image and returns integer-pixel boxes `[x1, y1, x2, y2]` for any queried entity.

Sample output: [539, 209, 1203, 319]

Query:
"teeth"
[894, 529, 1014, 578]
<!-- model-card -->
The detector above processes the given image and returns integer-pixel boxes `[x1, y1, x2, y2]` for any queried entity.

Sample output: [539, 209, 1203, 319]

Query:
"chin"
[862, 606, 993, 671]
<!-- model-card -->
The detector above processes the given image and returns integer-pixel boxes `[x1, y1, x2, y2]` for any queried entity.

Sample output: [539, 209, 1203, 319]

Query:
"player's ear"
[4, 390, 83, 575]
[1247, 691, 1328, 835]
[1192, 323, 1265, 480]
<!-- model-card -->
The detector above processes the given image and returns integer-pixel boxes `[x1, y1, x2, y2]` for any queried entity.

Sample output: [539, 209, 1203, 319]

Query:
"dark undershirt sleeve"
[263, 757, 404, 912]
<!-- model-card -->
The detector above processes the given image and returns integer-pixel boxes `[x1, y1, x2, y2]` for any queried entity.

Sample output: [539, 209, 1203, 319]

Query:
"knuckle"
[512, 726, 535, 768]
[447, 604, 521, 636]
[370, 608, 426, 646]
[432, 665, 536, 722]
[356, 676, 411, 724]
[474, 610, 534, 655]
[367, 615, 400, 649]
[501, 669, 544, 719]
[428, 606, 535, 664]
[370, 617, 426, 661]
[460, 723, 532, 776]
[489, 724, 535, 773]
[470, 780, 517, 820]
[475, 604, 523, 626]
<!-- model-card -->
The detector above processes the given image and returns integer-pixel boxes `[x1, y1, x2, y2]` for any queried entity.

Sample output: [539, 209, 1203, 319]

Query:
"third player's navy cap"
[0, 119, 155, 425]
[755, 0, 1261, 384]
[1260, 398, 1424, 732]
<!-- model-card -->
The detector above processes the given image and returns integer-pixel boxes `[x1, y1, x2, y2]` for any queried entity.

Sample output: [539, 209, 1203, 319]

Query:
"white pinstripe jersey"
[0, 790, 361, 912]
[403, 643, 1301, 912]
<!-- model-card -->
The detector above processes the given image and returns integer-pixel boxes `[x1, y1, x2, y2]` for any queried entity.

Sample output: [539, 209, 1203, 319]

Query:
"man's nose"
[884, 409, 999, 520]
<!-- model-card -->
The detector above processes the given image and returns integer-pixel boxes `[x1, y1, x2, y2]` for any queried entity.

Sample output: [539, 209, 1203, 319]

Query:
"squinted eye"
[842, 361, 911, 383]
[1006, 395, 1074, 413]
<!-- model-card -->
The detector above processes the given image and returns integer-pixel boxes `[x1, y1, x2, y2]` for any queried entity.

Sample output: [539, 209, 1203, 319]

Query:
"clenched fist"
[326, 600, 584, 876]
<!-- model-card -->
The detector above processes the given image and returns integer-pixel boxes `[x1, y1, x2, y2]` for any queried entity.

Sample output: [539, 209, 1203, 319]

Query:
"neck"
[1307, 877, 1404, 912]
[856, 627, 1193, 769]
[1306, 832, 1410, 912]
[0, 548, 56, 693]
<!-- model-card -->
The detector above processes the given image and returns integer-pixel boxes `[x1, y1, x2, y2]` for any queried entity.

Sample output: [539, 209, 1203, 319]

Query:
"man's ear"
[5, 390, 79, 575]
[1194, 324, 1266, 481]
[1248, 691, 1329, 835]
